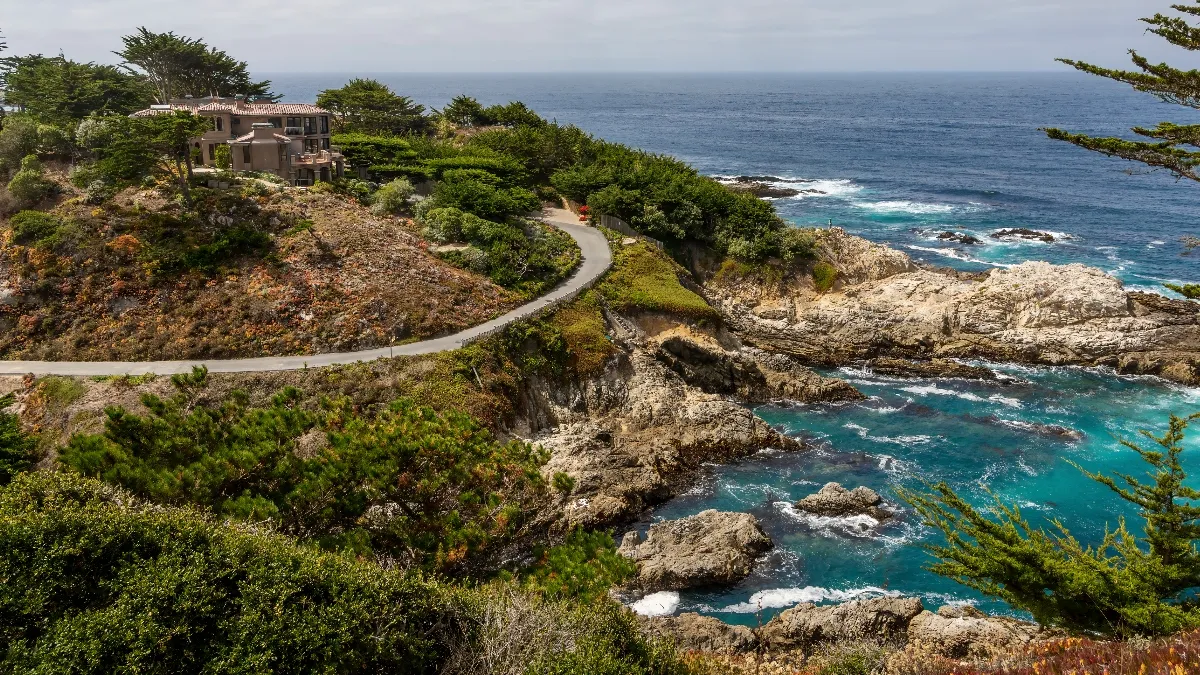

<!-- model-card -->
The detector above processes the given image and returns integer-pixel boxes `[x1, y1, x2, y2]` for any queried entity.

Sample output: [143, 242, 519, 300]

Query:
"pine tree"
[899, 413, 1200, 637]
[1046, 2, 1200, 181]
[1045, 2, 1200, 297]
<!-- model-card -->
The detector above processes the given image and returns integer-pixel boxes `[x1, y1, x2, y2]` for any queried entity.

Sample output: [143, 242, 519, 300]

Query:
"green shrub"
[8, 210, 61, 245]
[519, 529, 636, 603]
[60, 368, 551, 572]
[0, 472, 443, 674]
[812, 261, 838, 292]
[371, 177, 416, 215]
[1165, 282, 1200, 300]
[7, 155, 57, 207]
[0, 394, 36, 485]
[212, 144, 231, 170]
[178, 225, 271, 273]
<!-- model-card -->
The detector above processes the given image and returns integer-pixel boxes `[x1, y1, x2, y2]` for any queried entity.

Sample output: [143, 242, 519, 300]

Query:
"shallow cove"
[631, 363, 1200, 625]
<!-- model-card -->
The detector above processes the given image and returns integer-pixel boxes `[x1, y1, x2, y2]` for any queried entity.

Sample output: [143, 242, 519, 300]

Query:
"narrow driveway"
[0, 209, 612, 376]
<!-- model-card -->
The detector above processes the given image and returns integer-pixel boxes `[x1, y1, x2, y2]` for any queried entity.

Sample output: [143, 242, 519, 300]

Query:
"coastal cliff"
[705, 227, 1200, 384]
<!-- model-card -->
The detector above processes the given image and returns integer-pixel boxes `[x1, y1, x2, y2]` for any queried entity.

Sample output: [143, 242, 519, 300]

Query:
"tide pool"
[630, 364, 1200, 624]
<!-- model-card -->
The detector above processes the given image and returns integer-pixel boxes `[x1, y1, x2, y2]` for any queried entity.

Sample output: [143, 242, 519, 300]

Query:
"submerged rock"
[618, 510, 772, 590]
[936, 231, 982, 245]
[760, 596, 924, 649]
[991, 228, 1055, 242]
[868, 357, 996, 380]
[905, 605, 1061, 659]
[795, 482, 894, 520]
[641, 613, 758, 654]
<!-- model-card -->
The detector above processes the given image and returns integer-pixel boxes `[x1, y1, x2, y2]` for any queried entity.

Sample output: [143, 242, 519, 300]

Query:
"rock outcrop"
[905, 605, 1060, 659]
[760, 596, 925, 649]
[654, 334, 865, 404]
[868, 357, 996, 380]
[795, 482, 894, 520]
[530, 347, 802, 528]
[641, 612, 759, 654]
[618, 510, 772, 590]
[936, 231, 982, 245]
[707, 230, 1200, 385]
[992, 228, 1055, 243]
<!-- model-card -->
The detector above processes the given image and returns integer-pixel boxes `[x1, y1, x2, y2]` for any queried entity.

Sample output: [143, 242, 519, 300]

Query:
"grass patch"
[550, 292, 616, 377]
[712, 258, 785, 288]
[598, 243, 718, 321]
[32, 377, 85, 412]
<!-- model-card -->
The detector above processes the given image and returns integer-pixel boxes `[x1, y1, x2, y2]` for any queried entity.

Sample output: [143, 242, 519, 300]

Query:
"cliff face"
[511, 312, 860, 529]
[706, 229, 1200, 384]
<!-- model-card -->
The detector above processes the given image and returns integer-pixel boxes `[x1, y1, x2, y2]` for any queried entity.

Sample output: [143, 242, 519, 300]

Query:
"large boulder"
[760, 596, 925, 649]
[642, 613, 758, 654]
[796, 482, 893, 520]
[905, 606, 1059, 660]
[618, 510, 772, 590]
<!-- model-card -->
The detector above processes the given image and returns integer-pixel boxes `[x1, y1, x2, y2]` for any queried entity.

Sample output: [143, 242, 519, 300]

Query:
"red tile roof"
[132, 101, 329, 117]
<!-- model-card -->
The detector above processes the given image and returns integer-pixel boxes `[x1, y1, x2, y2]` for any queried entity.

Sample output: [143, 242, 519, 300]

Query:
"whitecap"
[719, 585, 894, 613]
[902, 244, 1017, 268]
[855, 200, 957, 215]
[843, 421, 933, 446]
[775, 501, 881, 538]
[630, 591, 680, 617]
[900, 384, 1022, 408]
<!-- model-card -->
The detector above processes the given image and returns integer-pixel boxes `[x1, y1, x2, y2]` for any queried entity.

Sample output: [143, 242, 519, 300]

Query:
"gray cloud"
[2, 0, 1176, 72]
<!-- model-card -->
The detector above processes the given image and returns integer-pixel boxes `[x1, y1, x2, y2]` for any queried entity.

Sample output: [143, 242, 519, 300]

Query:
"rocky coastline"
[506, 227, 1200, 664]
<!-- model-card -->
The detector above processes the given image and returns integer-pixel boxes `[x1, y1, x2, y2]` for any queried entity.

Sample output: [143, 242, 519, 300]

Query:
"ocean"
[272, 73, 1200, 621]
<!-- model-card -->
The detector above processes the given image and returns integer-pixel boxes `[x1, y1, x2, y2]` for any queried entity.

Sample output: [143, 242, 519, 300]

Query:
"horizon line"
[253, 69, 1082, 76]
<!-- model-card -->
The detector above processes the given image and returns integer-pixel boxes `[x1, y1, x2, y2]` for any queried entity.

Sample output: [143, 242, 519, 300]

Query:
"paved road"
[0, 209, 612, 376]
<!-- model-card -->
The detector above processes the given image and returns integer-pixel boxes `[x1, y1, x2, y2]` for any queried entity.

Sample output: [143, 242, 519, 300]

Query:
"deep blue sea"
[273, 73, 1200, 622]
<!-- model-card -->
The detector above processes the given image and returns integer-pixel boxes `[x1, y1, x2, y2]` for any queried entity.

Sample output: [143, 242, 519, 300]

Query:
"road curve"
[0, 210, 612, 376]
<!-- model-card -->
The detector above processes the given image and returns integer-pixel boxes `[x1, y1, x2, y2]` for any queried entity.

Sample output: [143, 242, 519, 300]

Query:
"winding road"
[0, 209, 612, 377]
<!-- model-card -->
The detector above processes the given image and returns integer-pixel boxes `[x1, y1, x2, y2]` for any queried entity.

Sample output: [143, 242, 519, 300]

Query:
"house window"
[215, 116, 223, 131]
[208, 144, 216, 162]
[321, 138, 330, 150]
[232, 116, 241, 126]
[269, 117, 282, 128]
[304, 138, 318, 153]
[303, 116, 316, 134]
[320, 116, 329, 134]
[286, 117, 300, 128]
[242, 145, 251, 164]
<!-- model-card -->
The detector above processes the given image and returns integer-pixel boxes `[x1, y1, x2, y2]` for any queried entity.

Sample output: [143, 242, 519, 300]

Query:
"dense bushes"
[429, 169, 540, 221]
[60, 367, 552, 572]
[598, 242, 719, 321]
[6, 155, 57, 207]
[0, 471, 446, 674]
[8, 209, 62, 245]
[372, 177, 416, 215]
[422, 207, 580, 296]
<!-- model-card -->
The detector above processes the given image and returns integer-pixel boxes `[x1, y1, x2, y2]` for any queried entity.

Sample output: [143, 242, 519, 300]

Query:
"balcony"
[284, 126, 303, 136]
[292, 151, 336, 166]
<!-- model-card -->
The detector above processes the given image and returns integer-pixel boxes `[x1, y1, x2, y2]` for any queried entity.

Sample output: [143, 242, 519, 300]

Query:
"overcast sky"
[2, 0, 1178, 73]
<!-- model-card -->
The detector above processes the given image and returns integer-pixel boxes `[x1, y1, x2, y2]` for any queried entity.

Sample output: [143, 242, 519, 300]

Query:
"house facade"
[132, 98, 345, 185]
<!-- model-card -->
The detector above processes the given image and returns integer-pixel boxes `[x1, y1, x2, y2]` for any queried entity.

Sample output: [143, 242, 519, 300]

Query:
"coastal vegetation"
[1045, 0, 1200, 298]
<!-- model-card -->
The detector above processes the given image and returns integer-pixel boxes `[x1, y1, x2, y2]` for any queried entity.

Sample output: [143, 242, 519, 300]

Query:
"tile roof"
[131, 101, 329, 117]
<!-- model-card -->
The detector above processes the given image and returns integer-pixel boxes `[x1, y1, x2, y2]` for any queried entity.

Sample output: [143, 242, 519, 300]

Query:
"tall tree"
[0, 54, 152, 125]
[316, 78, 427, 135]
[441, 95, 490, 128]
[116, 27, 271, 103]
[95, 111, 210, 205]
[1045, 2, 1200, 181]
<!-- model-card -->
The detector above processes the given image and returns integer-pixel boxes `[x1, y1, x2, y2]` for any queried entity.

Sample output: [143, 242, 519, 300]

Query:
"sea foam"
[719, 585, 894, 613]
[630, 591, 681, 617]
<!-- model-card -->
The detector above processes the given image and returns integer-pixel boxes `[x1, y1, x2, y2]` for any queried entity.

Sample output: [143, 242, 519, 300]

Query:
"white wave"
[775, 501, 880, 538]
[630, 591, 680, 617]
[720, 585, 895, 613]
[854, 200, 956, 215]
[902, 244, 1017, 268]
[712, 175, 863, 200]
[844, 422, 932, 446]
[1151, 240, 1166, 245]
[900, 384, 1021, 408]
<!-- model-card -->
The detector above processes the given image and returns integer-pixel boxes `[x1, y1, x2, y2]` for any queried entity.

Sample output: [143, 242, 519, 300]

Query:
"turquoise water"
[630, 364, 1200, 623]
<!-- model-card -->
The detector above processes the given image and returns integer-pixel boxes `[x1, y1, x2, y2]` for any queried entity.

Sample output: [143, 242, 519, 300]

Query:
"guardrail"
[599, 214, 665, 250]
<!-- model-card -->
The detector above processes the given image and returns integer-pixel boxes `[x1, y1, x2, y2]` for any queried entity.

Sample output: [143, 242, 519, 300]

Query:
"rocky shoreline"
[508, 227, 1200, 663]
